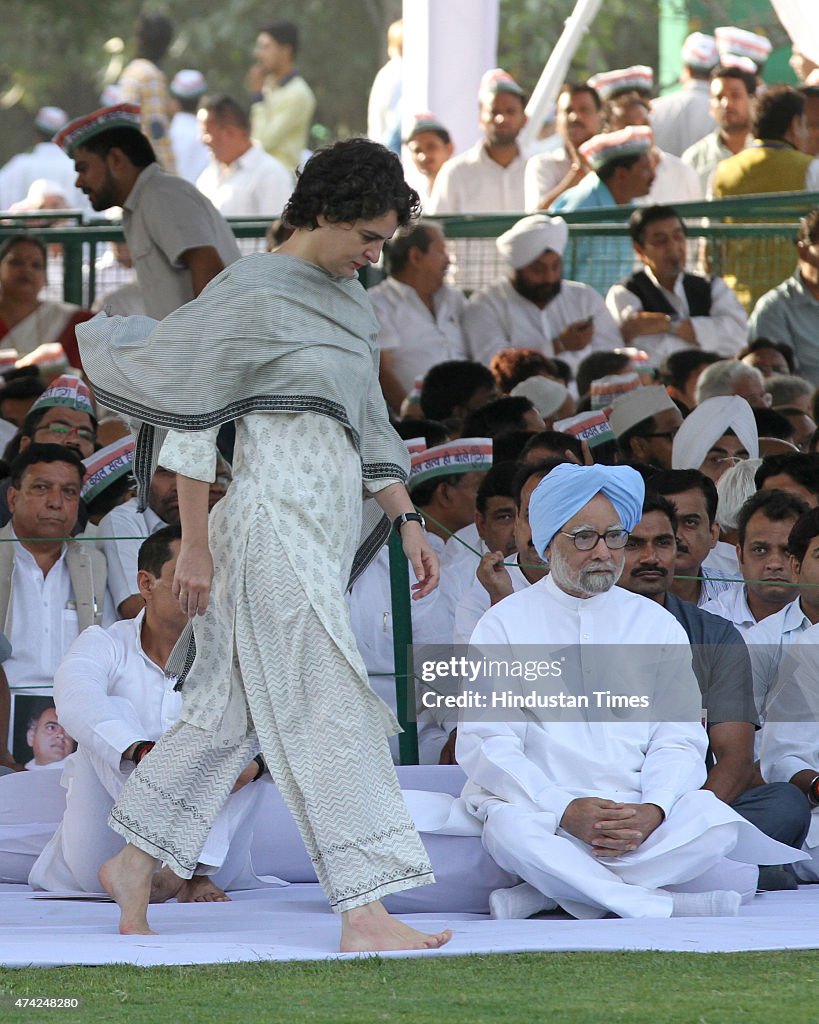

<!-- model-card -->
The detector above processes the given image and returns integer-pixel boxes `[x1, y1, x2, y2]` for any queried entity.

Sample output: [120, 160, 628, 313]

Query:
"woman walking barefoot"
[82, 139, 451, 951]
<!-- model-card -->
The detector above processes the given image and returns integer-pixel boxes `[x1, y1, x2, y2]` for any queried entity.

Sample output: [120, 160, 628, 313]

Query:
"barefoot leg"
[177, 874, 231, 903]
[99, 844, 158, 935]
[339, 900, 452, 953]
[149, 865, 184, 904]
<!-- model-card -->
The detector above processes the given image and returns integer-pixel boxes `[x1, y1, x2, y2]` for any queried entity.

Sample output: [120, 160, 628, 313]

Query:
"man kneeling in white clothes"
[29, 525, 268, 900]
[457, 463, 805, 920]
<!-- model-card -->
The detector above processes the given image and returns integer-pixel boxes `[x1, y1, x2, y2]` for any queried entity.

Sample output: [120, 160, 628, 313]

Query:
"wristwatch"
[393, 511, 425, 533]
[808, 775, 819, 807]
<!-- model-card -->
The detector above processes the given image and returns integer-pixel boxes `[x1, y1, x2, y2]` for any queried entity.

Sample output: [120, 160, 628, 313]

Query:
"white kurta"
[195, 143, 294, 218]
[747, 598, 813, 720]
[368, 278, 468, 396]
[462, 276, 622, 380]
[606, 266, 747, 367]
[457, 574, 800, 918]
[29, 613, 265, 893]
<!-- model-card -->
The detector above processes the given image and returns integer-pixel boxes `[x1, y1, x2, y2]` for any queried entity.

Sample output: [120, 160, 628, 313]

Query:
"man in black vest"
[605, 204, 747, 367]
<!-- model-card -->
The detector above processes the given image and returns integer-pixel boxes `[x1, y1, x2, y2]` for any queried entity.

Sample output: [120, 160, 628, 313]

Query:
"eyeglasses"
[558, 528, 629, 550]
[36, 421, 95, 443]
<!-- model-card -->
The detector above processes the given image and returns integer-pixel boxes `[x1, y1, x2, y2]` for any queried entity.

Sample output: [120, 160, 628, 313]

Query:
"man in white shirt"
[463, 214, 621, 381]
[702, 489, 807, 632]
[196, 94, 293, 218]
[369, 222, 466, 414]
[58, 104, 240, 320]
[0, 445, 111, 746]
[30, 526, 266, 897]
[347, 440, 491, 762]
[747, 508, 819, 718]
[524, 83, 603, 211]
[428, 68, 527, 216]
[457, 463, 799, 919]
[428, 69, 528, 291]
[97, 465, 179, 619]
[606, 205, 747, 367]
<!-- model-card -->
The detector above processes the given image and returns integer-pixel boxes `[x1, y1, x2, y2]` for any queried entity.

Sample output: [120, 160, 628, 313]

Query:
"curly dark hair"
[283, 138, 420, 229]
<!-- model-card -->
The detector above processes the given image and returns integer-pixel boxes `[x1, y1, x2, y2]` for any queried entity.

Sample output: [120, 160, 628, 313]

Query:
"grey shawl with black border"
[76, 252, 408, 681]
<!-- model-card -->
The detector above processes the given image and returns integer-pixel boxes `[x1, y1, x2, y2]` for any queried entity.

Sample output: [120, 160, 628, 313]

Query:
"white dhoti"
[482, 790, 802, 919]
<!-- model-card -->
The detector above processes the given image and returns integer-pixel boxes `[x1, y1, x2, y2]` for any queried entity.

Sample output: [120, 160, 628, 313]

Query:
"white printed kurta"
[108, 411, 434, 911]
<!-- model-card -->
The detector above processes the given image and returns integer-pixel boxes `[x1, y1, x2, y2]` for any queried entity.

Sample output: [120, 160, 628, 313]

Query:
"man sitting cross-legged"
[457, 463, 805, 920]
[29, 526, 267, 900]
[618, 491, 810, 888]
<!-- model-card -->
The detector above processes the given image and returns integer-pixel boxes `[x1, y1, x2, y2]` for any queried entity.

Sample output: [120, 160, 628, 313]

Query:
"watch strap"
[393, 512, 425, 533]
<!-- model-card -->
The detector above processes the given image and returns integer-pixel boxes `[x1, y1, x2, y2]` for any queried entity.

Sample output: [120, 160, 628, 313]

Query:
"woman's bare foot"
[177, 875, 231, 903]
[340, 900, 452, 953]
[149, 865, 184, 904]
[98, 844, 158, 935]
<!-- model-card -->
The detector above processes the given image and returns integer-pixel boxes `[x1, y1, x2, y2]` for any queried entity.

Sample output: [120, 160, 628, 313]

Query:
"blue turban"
[530, 463, 646, 556]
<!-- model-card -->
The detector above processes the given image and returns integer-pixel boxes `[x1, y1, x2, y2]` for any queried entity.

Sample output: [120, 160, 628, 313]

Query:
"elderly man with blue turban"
[457, 463, 807, 921]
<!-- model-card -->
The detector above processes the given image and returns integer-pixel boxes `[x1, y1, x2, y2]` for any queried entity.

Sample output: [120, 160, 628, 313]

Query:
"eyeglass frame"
[34, 420, 96, 443]
[557, 528, 630, 551]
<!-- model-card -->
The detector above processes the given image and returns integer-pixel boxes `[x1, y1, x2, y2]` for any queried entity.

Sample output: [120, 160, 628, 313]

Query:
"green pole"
[658, 0, 689, 95]
[388, 529, 419, 765]
[61, 238, 84, 305]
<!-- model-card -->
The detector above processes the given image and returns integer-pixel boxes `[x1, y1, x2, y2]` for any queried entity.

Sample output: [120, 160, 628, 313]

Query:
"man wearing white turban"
[672, 395, 759, 482]
[457, 463, 804, 919]
[462, 214, 621, 380]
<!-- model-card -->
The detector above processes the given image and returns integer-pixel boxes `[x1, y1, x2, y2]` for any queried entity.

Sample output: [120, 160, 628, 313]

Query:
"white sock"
[669, 890, 742, 917]
[489, 882, 558, 920]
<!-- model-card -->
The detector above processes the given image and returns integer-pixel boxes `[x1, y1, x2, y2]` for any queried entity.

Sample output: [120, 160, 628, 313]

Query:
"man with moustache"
[524, 83, 603, 211]
[458, 464, 800, 920]
[619, 492, 810, 874]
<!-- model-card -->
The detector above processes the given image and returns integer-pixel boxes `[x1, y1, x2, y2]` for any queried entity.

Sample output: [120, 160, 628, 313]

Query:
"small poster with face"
[10, 693, 76, 769]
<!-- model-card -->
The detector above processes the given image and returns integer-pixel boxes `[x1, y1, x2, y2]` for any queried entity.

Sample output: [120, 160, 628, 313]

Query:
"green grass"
[1, 951, 819, 1024]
